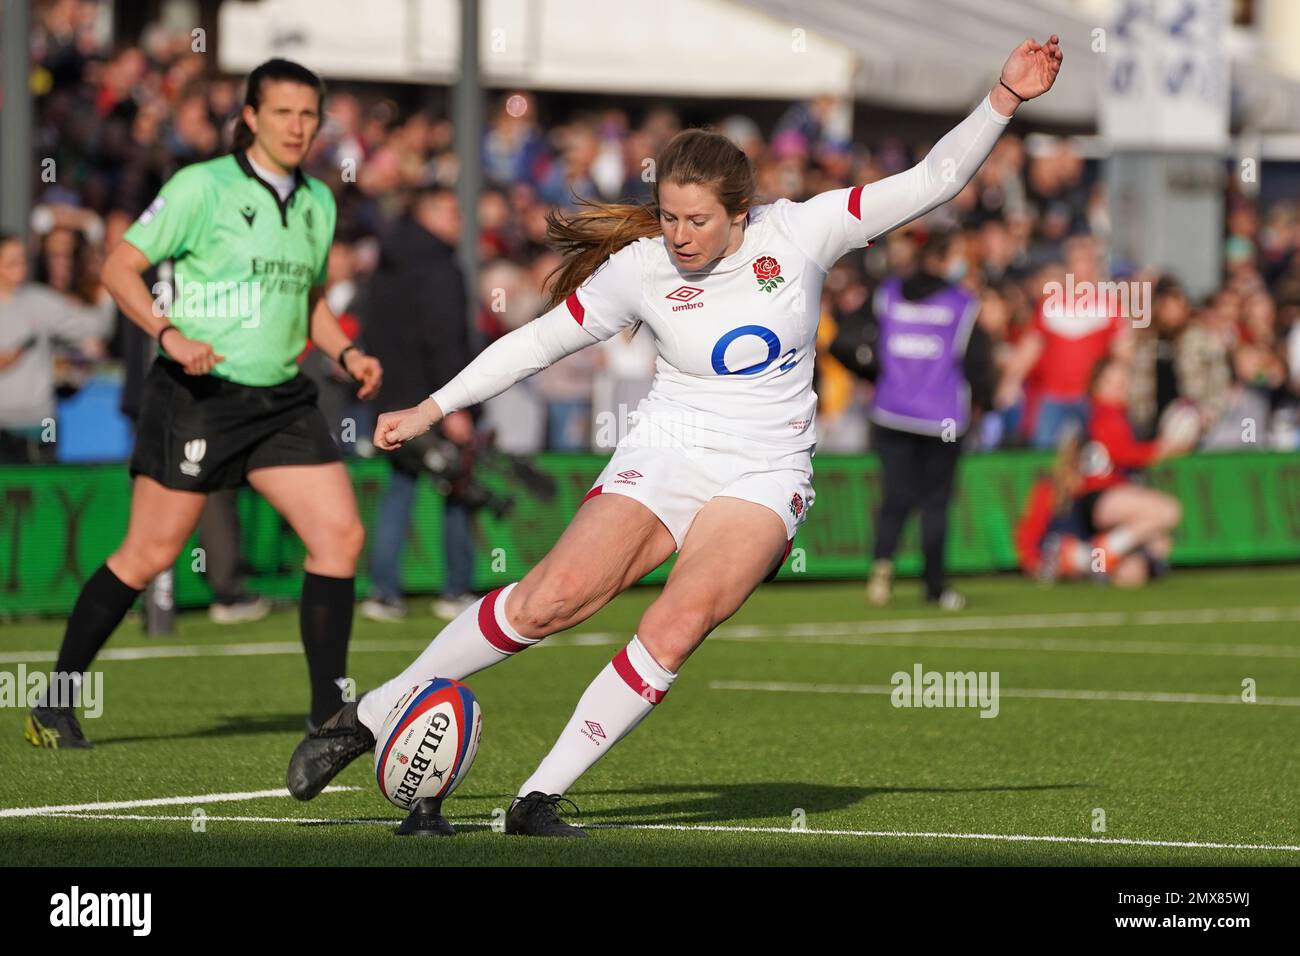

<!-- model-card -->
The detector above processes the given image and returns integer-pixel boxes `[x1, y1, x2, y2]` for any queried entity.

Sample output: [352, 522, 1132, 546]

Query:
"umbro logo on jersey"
[180, 438, 207, 477]
[303, 208, 314, 230]
[666, 285, 704, 312]
[241, 206, 256, 227]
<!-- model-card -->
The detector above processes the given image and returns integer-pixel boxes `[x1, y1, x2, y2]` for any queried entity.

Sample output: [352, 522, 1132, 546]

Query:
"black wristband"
[157, 324, 178, 352]
[999, 76, 1027, 103]
[337, 344, 363, 383]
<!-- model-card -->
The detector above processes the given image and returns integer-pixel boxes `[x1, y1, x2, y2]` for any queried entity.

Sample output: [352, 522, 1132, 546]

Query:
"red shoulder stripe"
[847, 184, 864, 221]
[565, 291, 585, 325]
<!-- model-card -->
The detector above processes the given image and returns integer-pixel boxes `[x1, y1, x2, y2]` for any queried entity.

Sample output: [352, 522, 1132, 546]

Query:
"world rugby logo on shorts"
[181, 438, 207, 477]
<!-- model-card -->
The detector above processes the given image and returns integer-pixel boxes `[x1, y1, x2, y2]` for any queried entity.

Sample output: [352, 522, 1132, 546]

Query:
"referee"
[25, 59, 382, 749]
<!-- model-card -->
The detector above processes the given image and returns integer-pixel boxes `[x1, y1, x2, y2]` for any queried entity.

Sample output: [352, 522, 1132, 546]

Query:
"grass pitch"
[2, 567, 1297, 866]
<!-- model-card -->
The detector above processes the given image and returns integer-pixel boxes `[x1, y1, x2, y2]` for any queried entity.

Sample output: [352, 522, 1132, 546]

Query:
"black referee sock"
[299, 571, 354, 727]
[52, 563, 143, 680]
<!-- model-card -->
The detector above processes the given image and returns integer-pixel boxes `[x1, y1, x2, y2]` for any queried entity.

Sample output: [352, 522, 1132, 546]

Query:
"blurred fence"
[2, 451, 1299, 614]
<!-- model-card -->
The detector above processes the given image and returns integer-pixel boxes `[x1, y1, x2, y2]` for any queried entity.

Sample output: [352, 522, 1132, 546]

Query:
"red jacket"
[1082, 400, 1157, 493]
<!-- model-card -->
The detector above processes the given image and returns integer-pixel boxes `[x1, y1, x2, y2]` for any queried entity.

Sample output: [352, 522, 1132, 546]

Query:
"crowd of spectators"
[6, 4, 1300, 464]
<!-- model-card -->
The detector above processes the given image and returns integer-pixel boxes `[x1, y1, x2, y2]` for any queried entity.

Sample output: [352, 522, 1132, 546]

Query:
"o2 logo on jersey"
[711, 324, 800, 376]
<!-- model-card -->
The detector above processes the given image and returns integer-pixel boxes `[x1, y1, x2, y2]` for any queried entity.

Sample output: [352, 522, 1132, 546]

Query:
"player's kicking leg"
[505, 495, 788, 837]
[285, 492, 675, 801]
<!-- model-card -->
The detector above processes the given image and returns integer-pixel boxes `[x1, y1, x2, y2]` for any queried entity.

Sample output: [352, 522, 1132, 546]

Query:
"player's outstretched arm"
[872, 33, 1063, 234]
[785, 35, 1062, 271]
[373, 301, 597, 451]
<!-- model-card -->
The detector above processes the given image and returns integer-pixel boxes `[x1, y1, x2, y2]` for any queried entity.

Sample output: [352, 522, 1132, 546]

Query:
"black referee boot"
[25, 706, 93, 750]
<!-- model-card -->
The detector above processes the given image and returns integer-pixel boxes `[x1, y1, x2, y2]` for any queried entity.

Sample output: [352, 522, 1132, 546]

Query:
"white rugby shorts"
[581, 414, 814, 554]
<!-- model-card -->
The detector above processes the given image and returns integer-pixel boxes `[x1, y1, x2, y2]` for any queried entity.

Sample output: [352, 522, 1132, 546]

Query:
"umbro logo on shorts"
[181, 438, 207, 477]
[613, 470, 643, 485]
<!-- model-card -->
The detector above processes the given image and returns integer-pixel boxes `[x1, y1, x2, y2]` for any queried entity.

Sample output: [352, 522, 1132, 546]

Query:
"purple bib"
[870, 275, 978, 436]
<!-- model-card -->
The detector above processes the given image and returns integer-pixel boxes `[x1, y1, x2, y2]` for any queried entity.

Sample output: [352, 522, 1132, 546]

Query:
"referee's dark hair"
[231, 58, 325, 153]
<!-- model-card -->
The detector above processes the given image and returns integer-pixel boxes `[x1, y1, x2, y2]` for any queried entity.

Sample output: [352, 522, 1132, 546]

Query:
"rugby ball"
[375, 679, 482, 810]
[1158, 398, 1201, 449]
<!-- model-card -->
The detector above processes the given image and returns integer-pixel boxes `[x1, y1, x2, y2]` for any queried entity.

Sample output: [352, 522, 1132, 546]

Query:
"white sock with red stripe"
[516, 635, 676, 798]
[357, 583, 536, 735]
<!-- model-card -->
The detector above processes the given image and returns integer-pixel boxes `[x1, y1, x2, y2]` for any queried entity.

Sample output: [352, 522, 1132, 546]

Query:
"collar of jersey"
[234, 150, 307, 226]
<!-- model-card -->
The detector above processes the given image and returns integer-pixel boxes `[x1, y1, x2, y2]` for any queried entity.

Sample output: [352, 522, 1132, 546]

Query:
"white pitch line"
[714, 605, 1300, 638]
[3, 605, 1298, 667]
[0, 640, 430, 665]
[20, 811, 1300, 853]
[0, 637, 612, 665]
[713, 632, 1300, 659]
[0, 786, 359, 819]
[30, 812, 400, 825]
[585, 824, 1300, 853]
[709, 680, 1300, 708]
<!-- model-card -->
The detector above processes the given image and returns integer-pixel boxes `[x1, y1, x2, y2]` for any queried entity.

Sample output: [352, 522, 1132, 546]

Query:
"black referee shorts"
[129, 357, 341, 492]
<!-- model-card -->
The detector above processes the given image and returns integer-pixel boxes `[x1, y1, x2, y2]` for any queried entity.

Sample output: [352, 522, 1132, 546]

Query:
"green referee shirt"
[124, 152, 337, 386]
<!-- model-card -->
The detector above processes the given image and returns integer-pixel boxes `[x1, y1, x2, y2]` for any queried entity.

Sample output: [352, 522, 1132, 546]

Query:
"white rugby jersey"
[432, 95, 1012, 452]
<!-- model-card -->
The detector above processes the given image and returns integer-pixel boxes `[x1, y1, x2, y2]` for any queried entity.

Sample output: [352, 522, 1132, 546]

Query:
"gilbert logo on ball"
[375, 679, 483, 810]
